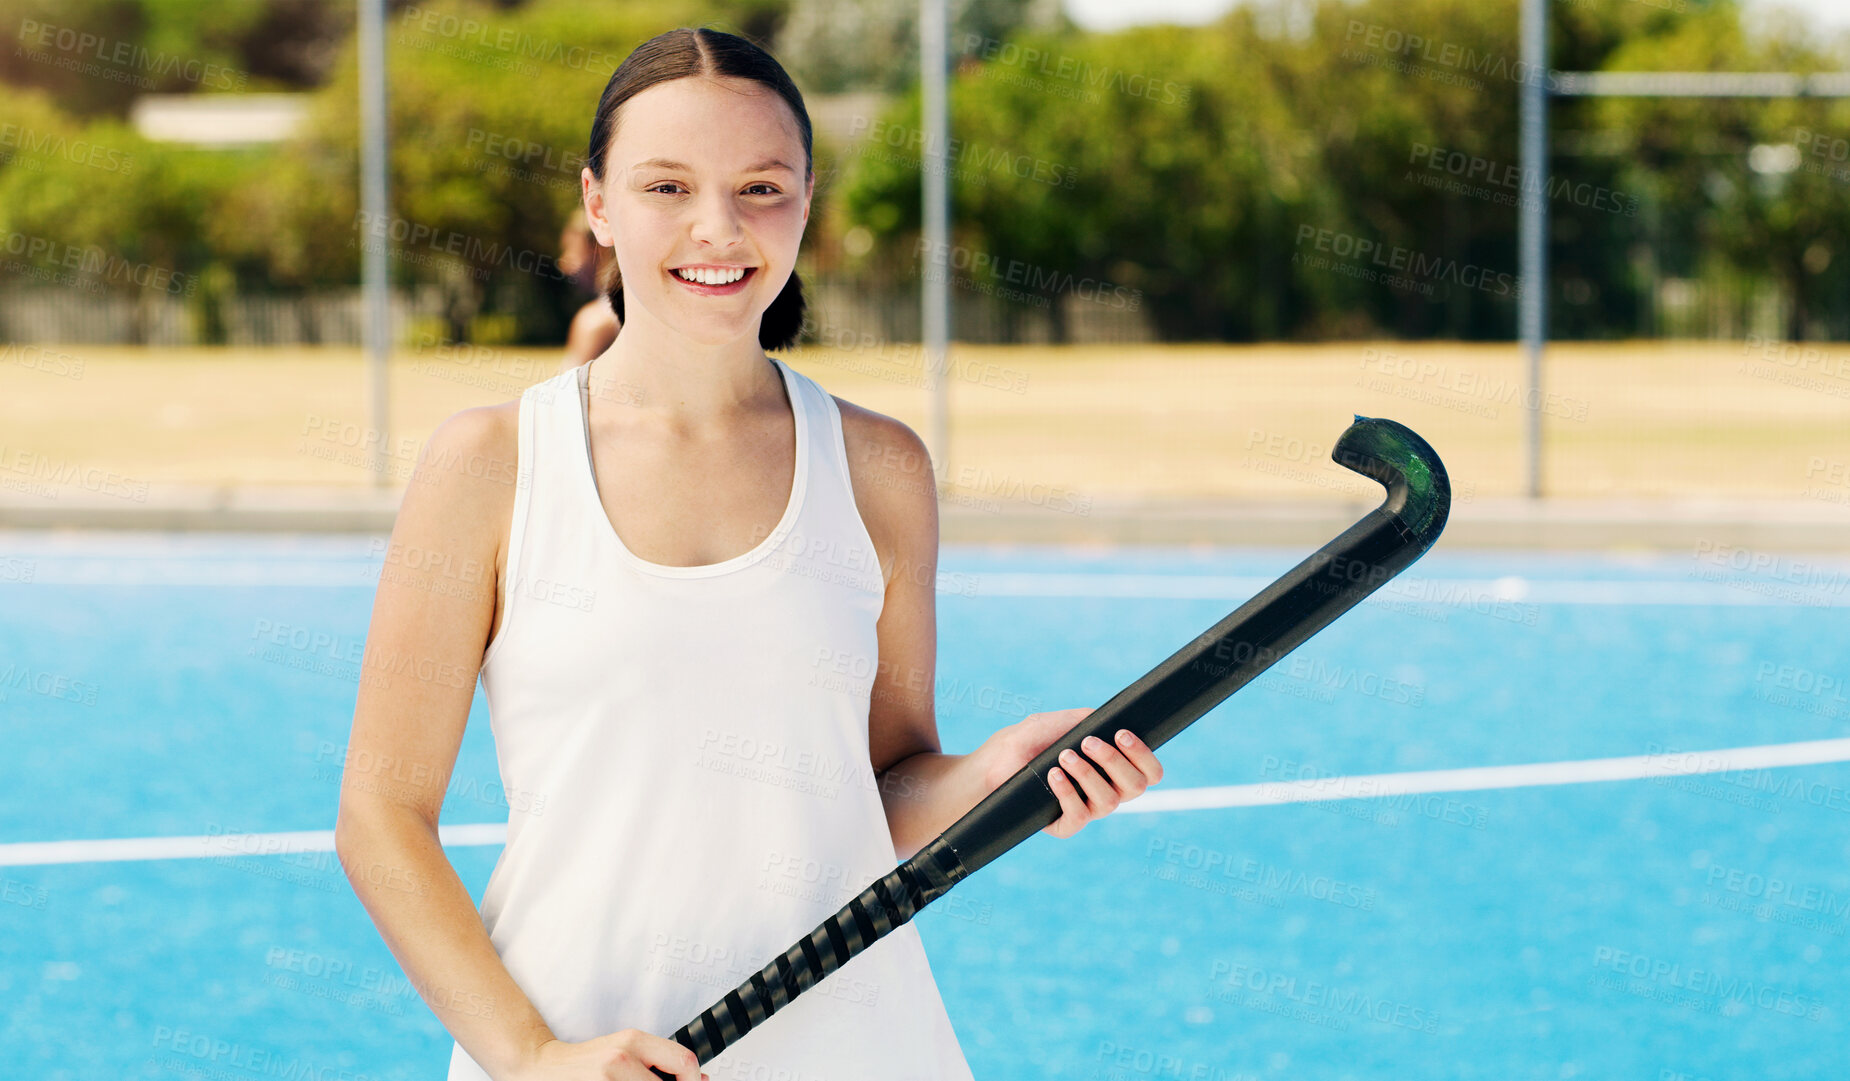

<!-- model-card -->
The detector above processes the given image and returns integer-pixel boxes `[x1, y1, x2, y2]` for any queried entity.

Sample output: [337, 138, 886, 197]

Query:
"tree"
[774, 0, 1069, 94]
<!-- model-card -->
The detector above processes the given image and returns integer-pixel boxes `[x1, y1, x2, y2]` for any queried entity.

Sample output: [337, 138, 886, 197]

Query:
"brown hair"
[586, 28, 812, 351]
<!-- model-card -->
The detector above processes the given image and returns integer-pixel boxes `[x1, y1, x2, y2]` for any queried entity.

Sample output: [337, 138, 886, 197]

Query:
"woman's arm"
[842, 410, 1162, 861]
[836, 409, 970, 857]
[334, 407, 704, 1080]
[333, 404, 559, 1072]
[558, 300, 620, 374]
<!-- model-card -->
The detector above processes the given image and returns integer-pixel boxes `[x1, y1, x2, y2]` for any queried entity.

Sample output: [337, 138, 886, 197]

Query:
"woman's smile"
[669, 264, 754, 294]
[668, 264, 758, 294]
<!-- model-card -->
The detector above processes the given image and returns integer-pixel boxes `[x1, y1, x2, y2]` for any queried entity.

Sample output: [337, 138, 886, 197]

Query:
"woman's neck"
[588, 322, 779, 435]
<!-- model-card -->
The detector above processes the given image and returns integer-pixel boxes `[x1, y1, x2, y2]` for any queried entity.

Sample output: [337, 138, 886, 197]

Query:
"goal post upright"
[1516, 2, 1850, 500]
[1519, 0, 1548, 500]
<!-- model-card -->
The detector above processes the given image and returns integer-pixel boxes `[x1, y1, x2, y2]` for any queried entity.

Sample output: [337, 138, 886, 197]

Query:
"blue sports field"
[2, 531, 1846, 1079]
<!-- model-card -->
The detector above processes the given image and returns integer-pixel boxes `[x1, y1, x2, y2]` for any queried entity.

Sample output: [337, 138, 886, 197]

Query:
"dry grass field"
[3, 338, 1846, 506]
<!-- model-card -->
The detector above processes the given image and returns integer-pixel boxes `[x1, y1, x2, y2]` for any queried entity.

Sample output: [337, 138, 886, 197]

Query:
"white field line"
[6, 741, 1850, 866]
[0, 822, 506, 868]
[1127, 737, 1850, 813]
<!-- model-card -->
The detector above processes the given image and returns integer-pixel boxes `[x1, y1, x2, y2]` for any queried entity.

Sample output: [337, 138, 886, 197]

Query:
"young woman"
[556, 207, 621, 373]
[335, 27, 1164, 1081]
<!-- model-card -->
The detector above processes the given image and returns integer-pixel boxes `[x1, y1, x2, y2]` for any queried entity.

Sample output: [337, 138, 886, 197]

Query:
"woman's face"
[583, 75, 812, 349]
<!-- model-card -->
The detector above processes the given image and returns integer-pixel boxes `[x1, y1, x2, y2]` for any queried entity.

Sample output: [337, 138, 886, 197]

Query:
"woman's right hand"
[511, 1032, 708, 1081]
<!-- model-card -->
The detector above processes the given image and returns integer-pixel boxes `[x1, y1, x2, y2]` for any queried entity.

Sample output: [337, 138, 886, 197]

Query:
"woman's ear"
[582, 167, 616, 246]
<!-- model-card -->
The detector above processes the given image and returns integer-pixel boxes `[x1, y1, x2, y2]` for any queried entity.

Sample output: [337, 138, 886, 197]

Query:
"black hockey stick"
[651, 414, 1450, 1075]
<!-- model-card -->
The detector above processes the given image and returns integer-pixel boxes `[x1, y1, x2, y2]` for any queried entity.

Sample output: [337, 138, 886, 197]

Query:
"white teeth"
[675, 267, 747, 285]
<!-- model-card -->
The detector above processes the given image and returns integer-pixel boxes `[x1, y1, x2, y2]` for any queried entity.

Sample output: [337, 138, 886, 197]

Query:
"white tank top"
[447, 357, 975, 1081]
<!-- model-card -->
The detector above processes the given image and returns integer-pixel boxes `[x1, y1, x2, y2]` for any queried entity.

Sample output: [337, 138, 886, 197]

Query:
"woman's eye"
[646, 183, 779, 196]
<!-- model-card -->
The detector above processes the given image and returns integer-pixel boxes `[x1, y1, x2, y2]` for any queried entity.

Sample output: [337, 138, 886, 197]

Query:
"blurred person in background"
[557, 207, 621, 372]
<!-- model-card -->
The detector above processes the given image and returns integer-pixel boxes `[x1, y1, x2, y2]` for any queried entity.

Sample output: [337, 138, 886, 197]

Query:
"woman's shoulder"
[430, 398, 521, 449]
[413, 399, 524, 505]
[390, 399, 524, 608]
[828, 391, 938, 579]
[829, 393, 927, 468]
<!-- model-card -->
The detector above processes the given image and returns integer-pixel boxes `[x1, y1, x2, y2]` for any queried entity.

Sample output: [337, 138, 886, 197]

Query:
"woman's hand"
[976, 708, 1165, 839]
[510, 1032, 707, 1081]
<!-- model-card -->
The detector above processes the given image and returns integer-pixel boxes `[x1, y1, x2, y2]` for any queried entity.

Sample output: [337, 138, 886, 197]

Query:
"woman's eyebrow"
[629, 157, 798, 176]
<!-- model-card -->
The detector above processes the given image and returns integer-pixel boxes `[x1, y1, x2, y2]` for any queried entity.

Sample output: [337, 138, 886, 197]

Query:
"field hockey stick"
[650, 414, 1450, 1075]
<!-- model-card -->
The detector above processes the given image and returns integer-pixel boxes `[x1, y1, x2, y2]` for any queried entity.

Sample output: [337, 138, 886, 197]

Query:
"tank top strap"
[770, 358, 887, 597]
